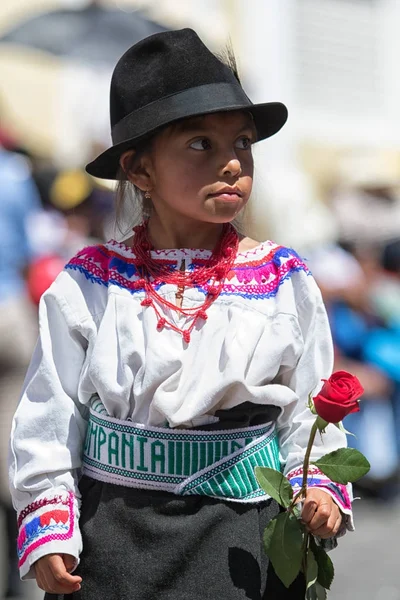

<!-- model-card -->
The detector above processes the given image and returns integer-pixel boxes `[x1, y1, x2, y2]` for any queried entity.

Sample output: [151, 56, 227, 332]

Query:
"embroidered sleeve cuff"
[286, 466, 354, 535]
[17, 491, 82, 580]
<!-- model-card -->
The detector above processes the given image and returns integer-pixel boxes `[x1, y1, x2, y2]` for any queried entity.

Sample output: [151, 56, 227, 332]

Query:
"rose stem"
[299, 419, 318, 593]
[301, 419, 319, 491]
[289, 418, 319, 512]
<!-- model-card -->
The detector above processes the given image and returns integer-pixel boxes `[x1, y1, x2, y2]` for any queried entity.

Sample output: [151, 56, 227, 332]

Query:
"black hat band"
[111, 82, 252, 145]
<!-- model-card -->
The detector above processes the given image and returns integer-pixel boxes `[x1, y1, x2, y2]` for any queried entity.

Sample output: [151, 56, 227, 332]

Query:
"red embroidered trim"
[17, 495, 67, 529]
[286, 466, 323, 479]
[287, 466, 352, 512]
[18, 492, 75, 569]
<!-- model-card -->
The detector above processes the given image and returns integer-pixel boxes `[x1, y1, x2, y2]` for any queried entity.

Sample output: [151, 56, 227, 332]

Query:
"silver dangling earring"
[144, 190, 151, 200]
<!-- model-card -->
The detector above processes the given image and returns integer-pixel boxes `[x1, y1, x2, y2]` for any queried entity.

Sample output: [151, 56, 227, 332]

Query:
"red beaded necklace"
[131, 221, 239, 343]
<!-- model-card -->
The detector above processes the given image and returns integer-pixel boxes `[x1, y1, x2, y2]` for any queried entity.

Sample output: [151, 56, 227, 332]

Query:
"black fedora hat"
[86, 28, 288, 180]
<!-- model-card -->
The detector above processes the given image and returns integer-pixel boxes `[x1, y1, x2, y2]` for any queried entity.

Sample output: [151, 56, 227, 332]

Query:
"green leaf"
[310, 537, 334, 590]
[334, 421, 356, 437]
[306, 549, 319, 590]
[316, 582, 328, 599]
[255, 467, 293, 508]
[292, 503, 302, 519]
[263, 512, 303, 588]
[312, 447, 370, 484]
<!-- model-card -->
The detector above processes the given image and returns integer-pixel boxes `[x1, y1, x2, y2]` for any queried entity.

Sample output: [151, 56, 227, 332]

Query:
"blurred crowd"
[307, 160, 400, 507]
[0, 128, 115, 597]
[1, 126, 400, 596]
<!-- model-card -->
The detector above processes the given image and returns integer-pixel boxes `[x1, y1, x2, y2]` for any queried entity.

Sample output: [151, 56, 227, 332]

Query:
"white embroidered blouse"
[9, 239, 353, 579]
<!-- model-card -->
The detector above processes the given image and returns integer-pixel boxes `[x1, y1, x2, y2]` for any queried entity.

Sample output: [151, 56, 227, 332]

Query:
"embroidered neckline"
[127, 221, 239, 343]
[108, 238, 274, 262]
[67, 243, 310, 304]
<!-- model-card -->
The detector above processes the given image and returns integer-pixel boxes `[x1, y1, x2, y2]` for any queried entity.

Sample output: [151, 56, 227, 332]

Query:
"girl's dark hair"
[114, 46, 245, 237]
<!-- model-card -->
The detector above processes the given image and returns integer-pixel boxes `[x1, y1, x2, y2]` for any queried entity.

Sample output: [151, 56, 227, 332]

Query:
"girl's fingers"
[301, 499, 318, 524]
[35, 555, 82, 594]
[313, 513, 343, 539]
[301, 490, 342, 538]
[307, 501, 335, 531]
[35, 563, 56, 593]
[48, 555, 82, 594]
[34, 560, 52, 592]
[63, 553, 78, 573]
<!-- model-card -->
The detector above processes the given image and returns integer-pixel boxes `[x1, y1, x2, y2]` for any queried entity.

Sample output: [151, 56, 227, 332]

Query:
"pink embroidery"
[76, 245, 110, 269]
[223, 260, 304, 296]
[287, 467, 352, 512]
[17, 493, 75, 569]
[287, 465, 322, 479]
[17, 528, 27, 549]
[66, 242, 309, 302]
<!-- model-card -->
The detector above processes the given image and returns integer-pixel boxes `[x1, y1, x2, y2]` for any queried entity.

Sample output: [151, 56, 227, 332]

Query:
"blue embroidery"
[272, 247, 302, 267]
[18, 523, 69, 558]
[66, 264, 108, 287]
[25, 517, 41, 537]
[109, 257, 138, 278]
[65, 245, 309, 300]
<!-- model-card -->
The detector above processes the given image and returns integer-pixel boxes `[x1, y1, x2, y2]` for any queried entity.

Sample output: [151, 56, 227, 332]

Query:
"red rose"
[313, 371, 364, 423]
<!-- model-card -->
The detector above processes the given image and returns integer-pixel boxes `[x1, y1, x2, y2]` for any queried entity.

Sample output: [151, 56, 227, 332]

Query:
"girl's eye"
[235, 136, 252, 150]
[189, 138, 211, 150]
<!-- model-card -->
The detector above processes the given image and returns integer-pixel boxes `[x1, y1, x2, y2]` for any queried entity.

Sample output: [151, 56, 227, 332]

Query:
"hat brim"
[86, 101, 288, 180]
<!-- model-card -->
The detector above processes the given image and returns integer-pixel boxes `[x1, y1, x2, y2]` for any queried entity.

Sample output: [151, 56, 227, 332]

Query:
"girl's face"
[127, 111, 256, 226]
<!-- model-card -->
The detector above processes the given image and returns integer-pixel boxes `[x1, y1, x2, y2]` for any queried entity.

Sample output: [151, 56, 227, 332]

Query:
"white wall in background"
[293, 0, 400, 146]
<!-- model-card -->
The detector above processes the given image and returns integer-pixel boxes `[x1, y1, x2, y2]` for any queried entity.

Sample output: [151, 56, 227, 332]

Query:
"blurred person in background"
[317, 153, 400, 498]
[0, 130, 42, 597]
[358, 239, 400, 468]
[368, 239, 400, 332]
[45, 169, 104, 258]
[308, 243, 400, 501]
[26, 168, 112, 305]
[331, 152, 400, 251]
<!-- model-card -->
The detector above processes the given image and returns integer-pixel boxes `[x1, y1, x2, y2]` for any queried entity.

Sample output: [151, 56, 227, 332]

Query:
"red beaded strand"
[131, 222, 239, 343]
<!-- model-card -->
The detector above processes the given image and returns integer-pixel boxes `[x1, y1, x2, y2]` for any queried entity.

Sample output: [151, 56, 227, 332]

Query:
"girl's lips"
[208, 192, 242, 201]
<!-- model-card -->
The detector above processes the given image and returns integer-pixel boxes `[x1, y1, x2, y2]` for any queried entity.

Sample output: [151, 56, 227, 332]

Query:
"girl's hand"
[301, 488, 342, 539]
[34, 553, 82, 594]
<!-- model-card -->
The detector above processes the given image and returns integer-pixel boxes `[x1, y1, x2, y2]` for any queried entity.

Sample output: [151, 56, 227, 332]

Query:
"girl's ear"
[119, 150, 135, 175]
[120, 150, 151, 191]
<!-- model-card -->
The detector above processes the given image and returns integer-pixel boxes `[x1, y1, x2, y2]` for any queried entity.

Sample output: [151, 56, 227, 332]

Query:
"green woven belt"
[82, 406, 281, 503]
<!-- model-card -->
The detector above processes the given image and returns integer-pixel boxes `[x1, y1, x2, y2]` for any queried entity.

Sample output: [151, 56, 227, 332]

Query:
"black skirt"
[44, 475, 305, 600]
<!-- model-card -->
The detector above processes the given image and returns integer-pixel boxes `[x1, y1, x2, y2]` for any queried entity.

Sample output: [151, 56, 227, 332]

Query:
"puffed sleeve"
[277, 277, 354, 533]
[9, 278, 90, 579]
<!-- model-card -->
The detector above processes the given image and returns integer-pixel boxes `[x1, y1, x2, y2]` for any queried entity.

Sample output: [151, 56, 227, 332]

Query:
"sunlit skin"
[299, 488, 342, 537]
[121, 111, 257, 251]
[33, 111, 342, 595]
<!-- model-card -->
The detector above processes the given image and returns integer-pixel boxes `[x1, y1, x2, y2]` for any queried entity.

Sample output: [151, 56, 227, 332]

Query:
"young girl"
[9, 29, 353, 599]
